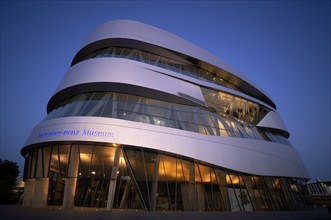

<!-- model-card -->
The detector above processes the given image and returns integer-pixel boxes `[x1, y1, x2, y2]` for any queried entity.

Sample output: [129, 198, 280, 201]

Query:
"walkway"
[0, 205, 330, 220]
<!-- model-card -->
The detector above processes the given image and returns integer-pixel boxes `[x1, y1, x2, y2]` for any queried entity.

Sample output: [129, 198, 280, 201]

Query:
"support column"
[150, 154, 160, 211]
[22, 179, 35, 207]
[32, 148, 49, 208]
[62, 145, 79, 210]
[32, 178, 49, 208]
[106, 147, 120, 211]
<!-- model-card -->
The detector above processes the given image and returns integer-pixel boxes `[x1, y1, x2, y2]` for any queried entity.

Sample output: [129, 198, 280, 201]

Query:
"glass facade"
[21, 20, 310, 213]
[201, 87, 267, 125]
[23, 143, 311, 211]
[45, 92, 290, 145]
[81, 46, 242, 93]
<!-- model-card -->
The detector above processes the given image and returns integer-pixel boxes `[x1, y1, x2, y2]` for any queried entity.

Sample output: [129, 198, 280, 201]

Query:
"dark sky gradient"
[1, 1, 330, 182]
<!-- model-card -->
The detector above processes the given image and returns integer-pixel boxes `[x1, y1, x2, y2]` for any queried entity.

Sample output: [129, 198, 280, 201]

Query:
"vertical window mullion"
[174, 157, 178, 211]
[141, 149, 151, 210]
[161, 155, 172, 211]
[41, 147, 45, 178]
[197, 163, 210, 211]
[209, 167, 214, 210]
[241, 176, 256, 210]
[227, 173, 242, 212]
[238, 175, 245, 212]
[278, 178, 293, 210]
[122, 148, 148, 210]
[66, 145, 73, 178]
[262, 177, 278, 211]
[286, 178, 301, 209]
[27, 152, 32, 178]
[33, 148, 39, 178]
[213, 169, 227, 211]
[180, 158, 192, 211]
[57, 145, 62, 177]
[47, 146, 53, 177]
[252, 176, 268, 210]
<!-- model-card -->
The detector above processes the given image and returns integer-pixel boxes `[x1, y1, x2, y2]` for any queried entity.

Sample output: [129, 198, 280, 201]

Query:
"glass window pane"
[29, 148, 38, 178]
[252, 176, 270, 210]
[214, 169, 231, 211]
[42, 146, 51, 177]
[156, 155, 171, 211]
[48, 145, 67, 206]
[124, 148, 156, 210]
[78, 144, 93, 178]
[58, 145, 70, 177]
[238, 175, 253, 211]
[226, 174, 242, 211]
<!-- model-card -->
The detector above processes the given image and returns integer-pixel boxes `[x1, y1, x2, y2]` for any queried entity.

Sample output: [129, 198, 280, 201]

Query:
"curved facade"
[21, 20, 311, 211]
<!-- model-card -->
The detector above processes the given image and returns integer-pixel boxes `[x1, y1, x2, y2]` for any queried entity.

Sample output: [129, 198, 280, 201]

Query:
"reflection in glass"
[45, 91, 289, 145]
[81, 46, 242, 93]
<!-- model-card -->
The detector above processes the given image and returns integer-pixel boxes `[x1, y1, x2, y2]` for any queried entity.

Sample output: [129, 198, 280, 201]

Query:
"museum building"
[21, 20, 311, 212]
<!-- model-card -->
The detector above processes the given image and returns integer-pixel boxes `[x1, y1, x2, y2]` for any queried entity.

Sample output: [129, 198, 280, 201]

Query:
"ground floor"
[22, 142, 312, 211]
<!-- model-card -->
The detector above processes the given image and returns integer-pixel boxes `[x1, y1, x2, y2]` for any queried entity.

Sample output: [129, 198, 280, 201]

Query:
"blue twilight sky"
[1, 0, 330, 181]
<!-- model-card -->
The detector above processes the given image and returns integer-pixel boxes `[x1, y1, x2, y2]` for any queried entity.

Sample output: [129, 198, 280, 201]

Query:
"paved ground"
[0, 205, 330, 220]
